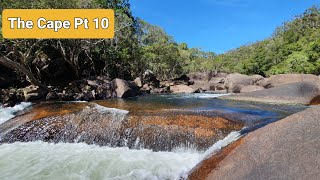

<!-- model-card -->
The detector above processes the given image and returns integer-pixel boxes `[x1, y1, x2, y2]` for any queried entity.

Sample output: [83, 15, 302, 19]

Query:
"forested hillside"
[0, 0, 191, 87]
[0, 0, 319, 90]
[215, 6, 320, 76]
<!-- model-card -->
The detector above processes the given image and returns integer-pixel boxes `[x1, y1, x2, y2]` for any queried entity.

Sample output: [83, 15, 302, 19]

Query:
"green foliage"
[138, 20, 184, 80]
[1, 0, 320, 86]
[0, 0, 188, 83]
[268, 52, 316, 74]
[217, 5, 320, 76]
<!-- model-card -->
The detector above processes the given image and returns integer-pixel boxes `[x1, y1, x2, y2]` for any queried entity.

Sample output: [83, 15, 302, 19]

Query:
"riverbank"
[2, 72, 320, 107]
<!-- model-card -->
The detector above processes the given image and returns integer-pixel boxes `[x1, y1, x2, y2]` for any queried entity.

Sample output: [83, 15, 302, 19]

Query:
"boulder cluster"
[1, 70, 320, 106]
[0, 76, 141, 107]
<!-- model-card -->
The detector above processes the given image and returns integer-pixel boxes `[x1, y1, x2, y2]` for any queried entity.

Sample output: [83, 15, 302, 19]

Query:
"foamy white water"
[94, 104, 129, 114]
[0, 131, 241, 180]
[164, 93, 228, 100]
[202, 131, 242, 158]
[0, 142, 202, 180]
[194, 93, 228, 99]
[0, 100, 242, 180]
[0, 102, 32, 125]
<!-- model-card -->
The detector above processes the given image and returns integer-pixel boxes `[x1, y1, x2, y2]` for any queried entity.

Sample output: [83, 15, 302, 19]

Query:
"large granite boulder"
[187, 72, 212, 82]
[240, 85, 265, 93]
[221, 82, 320, 105]
[112, 78, 141, 98]
[188, 72, 228, 92]
[170, 84, 196, 93]
[133, 77, 143, 88]
[258, 74, 320, 88]
[69, 76, 113, 101]
[201, 106, 320, 180]
[224, 73, 264, 93]
[172, 74, 194, 86]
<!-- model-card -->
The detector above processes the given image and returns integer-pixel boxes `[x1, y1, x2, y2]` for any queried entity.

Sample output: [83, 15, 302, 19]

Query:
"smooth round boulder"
[170, 85, 195, 94]
[240, 85, 265, 93]
[112, 78, 141, 98]
[221, 82, 320, 105]
[259, 74, 320, 88]
[133, 77, 142, 88]
[224, 73, 264, 93]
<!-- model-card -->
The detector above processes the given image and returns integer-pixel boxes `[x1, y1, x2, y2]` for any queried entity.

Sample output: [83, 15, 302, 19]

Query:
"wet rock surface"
[0, 102, 243, 151]
[0, 94, 306, 153]
[0, 103, 129, 147]
[125, 114, 243, 151]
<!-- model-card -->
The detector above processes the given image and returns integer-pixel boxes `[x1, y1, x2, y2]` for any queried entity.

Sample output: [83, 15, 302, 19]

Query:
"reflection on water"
[96, 93, 306, 126]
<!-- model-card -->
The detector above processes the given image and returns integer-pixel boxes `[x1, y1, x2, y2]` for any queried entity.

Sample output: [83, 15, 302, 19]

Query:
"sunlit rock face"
[125, 114, 242, 151]
[0, 103, 129, 147]
[0, 102, 243, 151]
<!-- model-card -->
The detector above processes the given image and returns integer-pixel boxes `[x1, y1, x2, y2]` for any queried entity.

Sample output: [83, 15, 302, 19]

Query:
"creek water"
[0, 94, 306, 180]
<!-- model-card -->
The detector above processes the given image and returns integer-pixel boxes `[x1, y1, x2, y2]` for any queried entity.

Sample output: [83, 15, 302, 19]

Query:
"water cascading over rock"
[0, 102, 243, 151]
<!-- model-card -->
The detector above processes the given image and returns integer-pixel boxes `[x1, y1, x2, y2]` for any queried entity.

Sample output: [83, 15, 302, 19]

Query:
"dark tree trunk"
[0, 55, 48, 91]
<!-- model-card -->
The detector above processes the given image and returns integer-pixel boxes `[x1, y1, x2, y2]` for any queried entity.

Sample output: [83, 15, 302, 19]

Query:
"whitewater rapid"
[0, 142, 201, 180]
[0, 131, 241, 180]
[0, 101, 242, 180]
[0, 102, 32, 125]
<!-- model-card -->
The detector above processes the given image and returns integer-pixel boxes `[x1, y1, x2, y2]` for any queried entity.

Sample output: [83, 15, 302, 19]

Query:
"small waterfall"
[0, 102, 243, 152]
[0, 141, 202, 180]
[0, 94, 306, 180]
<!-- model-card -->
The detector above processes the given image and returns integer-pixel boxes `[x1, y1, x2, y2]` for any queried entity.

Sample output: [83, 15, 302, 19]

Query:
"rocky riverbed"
[2, 72, 320, 108]
[0, 93, 307, 179]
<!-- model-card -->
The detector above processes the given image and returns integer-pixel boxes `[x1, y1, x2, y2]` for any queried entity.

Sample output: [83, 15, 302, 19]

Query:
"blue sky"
[131, 0, 319, 54]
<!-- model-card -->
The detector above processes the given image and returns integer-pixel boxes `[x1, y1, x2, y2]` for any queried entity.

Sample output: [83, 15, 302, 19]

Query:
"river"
[0, 94, 306, 180]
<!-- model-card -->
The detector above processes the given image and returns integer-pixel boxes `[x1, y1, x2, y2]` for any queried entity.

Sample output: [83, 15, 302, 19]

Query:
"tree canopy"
[214, 6, 320, 76]
[0, 1, 319, 89]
